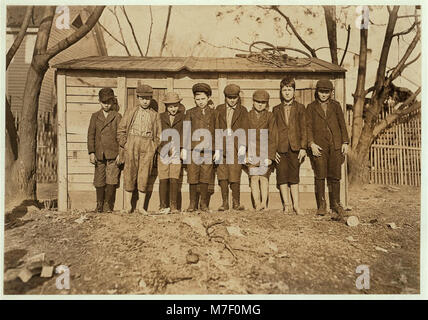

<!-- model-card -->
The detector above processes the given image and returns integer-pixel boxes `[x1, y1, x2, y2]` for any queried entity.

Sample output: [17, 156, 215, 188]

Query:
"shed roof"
[53, 56, 346, 73]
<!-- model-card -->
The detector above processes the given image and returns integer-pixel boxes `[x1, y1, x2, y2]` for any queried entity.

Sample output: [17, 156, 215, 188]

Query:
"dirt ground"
[3, 184, 420, 295]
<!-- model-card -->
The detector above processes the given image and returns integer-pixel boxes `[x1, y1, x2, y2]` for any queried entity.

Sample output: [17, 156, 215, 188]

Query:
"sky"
[98, 5, 421, 103]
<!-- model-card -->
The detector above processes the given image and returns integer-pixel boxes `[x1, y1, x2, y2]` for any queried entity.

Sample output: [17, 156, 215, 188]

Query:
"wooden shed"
[53, 56, 348, 212]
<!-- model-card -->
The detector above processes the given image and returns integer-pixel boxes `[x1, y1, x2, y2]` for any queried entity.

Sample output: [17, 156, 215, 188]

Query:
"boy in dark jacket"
[158, 92, 185, 214]
[182, 83, 216, 212]
[214, 84, 249, 211]
[306, 79, 349, 220]
[272, 77, 307, 215]
[87, 88, 123, 213]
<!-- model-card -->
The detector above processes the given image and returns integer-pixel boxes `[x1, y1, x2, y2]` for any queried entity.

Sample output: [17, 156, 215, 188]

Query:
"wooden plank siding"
[57, 57, 347, 210]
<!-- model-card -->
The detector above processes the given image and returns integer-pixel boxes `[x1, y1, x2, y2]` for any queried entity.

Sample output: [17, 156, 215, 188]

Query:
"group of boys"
[87, 76, 349, 220]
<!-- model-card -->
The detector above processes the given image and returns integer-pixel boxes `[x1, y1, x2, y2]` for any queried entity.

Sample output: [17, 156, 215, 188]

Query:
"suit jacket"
[306, 99, 349, 150]
[272, 101, 307, 152]
[87, 110, 122, 160]
[247, 109, 277, 161]
[117, 105, 161, 149]
[215, 103, 249, 156]
[183, 106, 216, 151]
[159, 110, 184, 150]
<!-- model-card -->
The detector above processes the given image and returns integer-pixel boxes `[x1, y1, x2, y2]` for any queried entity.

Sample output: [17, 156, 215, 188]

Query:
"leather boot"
[159, 179, 169, 209]
[95, 186, 105, 213]
[169, 179, 179, 213]
[199, 183, 209, 211]
[187, 184, 198, 212]
[103, 184, 116, 212]
[231, 182, 244, 211]
[315, 179, 327, 216]
[330, 179, 346, 221]
[218, 180, 229, 211]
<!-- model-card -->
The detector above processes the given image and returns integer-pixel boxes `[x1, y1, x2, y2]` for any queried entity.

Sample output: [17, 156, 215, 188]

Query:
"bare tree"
[159, 5, 172, 56]
[5, 6, 105, 206]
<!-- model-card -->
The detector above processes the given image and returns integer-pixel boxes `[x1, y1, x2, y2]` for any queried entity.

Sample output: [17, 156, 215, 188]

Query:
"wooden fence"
[347, 105, 421, 186]
[12, 110, 58, 183]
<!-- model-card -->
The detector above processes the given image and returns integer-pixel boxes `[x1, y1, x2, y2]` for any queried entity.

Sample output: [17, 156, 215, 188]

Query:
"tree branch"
[46, 6, 105, 58]
[34, 6, 56, 56]
[98, 21, 129, 51]
[323, 6, 338, 65]
[268, 5, 317, 58]
[159, 5, 172, 56]
[392, 21, 418, 38]
[385, 26, 420, 86]
[198, 39, 249, 53]
[145, 6, 154, 56]
[108, 6, 130, 56]
[373, 6, 399, 92]
[339, 25, 351, 66]
[6, 6, 33, 70]
[121, 6, 144, 56]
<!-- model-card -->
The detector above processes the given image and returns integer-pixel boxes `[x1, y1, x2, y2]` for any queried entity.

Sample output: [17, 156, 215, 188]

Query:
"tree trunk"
[11, 58, 49, 203]
[323, 6, 338, 65]
[348, 127, 373, 185]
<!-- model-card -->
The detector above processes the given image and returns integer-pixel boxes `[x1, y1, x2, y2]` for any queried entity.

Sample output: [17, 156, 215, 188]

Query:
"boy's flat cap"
[253, 90, 270, 102]
[224, 84, 240, 96]
[162, 92, 182, 104]
[136, 82, 154, 96]
[98, 88, 115, 103]
[316, 79, 333, 90]
[192, 83, 212, 96]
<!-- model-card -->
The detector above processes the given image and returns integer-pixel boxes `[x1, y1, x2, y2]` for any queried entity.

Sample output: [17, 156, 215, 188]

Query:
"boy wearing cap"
[158, 92, 185, 214]
[214, 84, 249, 211]
[272, 77, 307, 215]
[117, 82, 162, 214]
[87, 88, 123, 213]
[306, 79, 349, 220]
[246, 90, 277, 211]
[182, 83, 216, 212]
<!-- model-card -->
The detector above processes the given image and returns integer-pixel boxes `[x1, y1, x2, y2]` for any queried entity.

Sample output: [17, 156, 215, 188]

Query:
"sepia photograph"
[1, 1, 425, 299]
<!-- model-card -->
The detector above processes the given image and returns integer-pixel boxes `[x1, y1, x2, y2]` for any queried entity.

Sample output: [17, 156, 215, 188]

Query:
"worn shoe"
[95, 202, 104, 213]
[232, 202, 245, 211]
[331, 203, 346, 222]
[218, 202, 229, 211]
[103, 201, 112, 213]
[159, 207, 171, 215]
[316, 200, 327, 216]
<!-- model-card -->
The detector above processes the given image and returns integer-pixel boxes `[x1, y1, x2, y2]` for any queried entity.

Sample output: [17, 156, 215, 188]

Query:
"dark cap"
[192, 83, 212, 96]
[316, 79, 333, 90]
[99, 88, 115, 103]
[224, 84, 240, 97]
[253, 90, 270, 102]
[136, 81, 153, 97]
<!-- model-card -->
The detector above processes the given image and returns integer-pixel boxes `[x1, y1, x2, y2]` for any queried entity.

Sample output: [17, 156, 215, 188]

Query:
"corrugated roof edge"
[52, 56, 346, 73]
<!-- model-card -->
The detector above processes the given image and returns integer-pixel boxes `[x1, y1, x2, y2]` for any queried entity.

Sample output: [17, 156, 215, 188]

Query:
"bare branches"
[392, 21, 418, 38]
[98, 21, 129, 53]
[159, 5, 172, 56]
[121, 6, 143, 56]
[261, 5, 317, 58]
[7, 6, 33, 69]
[145, 6, 154, 56]
[339, 25, 351, 66]
[108, 6, 130, 56]
[46, 6, 105, 59]
[373, 88, 421, 137]
[385, 26, 420, 86]
[34, 6, 56, 56]
[198, 39, 249, 53]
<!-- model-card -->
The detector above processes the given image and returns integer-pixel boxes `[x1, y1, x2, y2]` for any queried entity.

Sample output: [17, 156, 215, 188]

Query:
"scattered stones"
[265, 240, 278, 253]
[18, 268, 33, 283]
[74, 215, 88, 224]
[346, 216, 359, 227]
[369, 219, 378, 224]
[41, 266, 54, 278]
[387, 222, 398, 229]
[4, 268, 21, 282]
[346, 236, 357, 242]
[186, 250, 199, 264]
[27, 253, 45, 264]
[138, 279, 147, 288]
[182, 217, 206, 237]
[276, 251, 289, 258]
[226, 226, 245, 237]
[375, 246, 388, 253]
[399, 274, 408, 284]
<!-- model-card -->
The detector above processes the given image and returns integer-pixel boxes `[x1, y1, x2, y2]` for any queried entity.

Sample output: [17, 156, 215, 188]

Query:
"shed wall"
[60, 70, 347, 211]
